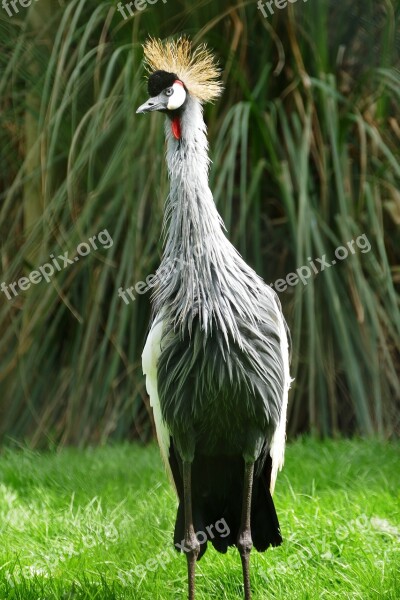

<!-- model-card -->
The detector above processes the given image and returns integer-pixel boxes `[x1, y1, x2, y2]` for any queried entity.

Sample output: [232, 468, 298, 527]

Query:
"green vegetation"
[0, 440, 399, 599]
[0, 0, 400, 445]
[1, 4, 399, 598]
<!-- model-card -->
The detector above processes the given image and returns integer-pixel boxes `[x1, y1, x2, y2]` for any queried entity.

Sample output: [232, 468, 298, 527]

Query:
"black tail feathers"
[173, 470, 282, 560]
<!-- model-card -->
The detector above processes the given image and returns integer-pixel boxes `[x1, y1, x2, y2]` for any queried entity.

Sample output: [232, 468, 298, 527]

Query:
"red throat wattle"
[171, 117, 181, 140]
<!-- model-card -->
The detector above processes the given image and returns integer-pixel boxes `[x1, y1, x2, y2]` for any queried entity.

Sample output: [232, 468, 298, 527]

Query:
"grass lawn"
[0, 439, 399, 599]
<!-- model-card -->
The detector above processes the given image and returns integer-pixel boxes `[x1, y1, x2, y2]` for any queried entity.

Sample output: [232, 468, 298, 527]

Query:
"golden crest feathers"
[143, 37, 223, 104]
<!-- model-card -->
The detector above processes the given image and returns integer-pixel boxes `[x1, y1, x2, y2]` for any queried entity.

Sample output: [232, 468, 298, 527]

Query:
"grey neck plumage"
[152, 95, 266, 344]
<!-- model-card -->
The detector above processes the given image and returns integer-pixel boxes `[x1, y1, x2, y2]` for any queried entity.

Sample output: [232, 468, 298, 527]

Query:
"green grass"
[0, 1, 399, 445]
[0, 440, 399, 599]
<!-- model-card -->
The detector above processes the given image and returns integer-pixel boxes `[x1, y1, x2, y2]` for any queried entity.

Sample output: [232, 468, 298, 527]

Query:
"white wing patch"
[269, 299, 293, 495]
[142, 316, 176, 490]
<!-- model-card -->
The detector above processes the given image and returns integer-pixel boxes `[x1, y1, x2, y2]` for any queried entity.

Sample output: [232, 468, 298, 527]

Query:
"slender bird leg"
[182, 461, 200, 600]
[237, 461, 255, 600]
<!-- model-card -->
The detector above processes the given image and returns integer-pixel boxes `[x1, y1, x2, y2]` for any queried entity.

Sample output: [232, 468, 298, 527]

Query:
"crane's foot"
[238, 532, 252, 600]
[184, 531, 200, 600]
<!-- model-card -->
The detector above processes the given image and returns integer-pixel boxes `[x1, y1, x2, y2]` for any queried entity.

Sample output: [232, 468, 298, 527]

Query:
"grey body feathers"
[146, 96, 291, 471]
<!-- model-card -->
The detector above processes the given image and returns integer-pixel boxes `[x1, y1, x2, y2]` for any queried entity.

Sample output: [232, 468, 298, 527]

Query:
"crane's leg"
[182, 461, 200, 600]
[237, 461, 255, 600]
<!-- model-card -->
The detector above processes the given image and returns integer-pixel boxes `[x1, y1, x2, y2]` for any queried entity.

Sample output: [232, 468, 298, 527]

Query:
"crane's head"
[136, 37, 223, 130]
[136, 70, 188, 115]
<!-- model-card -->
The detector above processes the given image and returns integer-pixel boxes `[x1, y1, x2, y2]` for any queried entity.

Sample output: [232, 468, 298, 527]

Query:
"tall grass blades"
[0, 0, 399, 445]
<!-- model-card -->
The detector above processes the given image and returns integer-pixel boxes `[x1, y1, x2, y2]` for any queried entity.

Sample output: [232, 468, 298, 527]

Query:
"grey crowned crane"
[137, 37, 292, 600]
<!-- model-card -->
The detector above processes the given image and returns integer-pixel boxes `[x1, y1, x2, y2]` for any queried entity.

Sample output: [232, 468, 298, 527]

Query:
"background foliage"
[0, 0, 399, 446]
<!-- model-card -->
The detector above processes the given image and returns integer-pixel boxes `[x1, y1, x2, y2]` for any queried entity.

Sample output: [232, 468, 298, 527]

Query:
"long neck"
[153, 96, 262, 341]
[163, 96, 226, 263]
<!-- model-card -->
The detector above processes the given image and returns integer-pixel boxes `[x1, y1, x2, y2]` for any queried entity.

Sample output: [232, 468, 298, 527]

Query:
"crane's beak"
[136, 94, 168, 114]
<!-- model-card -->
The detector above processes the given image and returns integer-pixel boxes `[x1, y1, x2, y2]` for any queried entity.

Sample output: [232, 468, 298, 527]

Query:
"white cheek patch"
[167, 82, 187, 111]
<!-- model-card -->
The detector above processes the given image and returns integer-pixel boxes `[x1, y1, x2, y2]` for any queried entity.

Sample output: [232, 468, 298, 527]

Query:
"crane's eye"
[166, 83, 187, 111]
